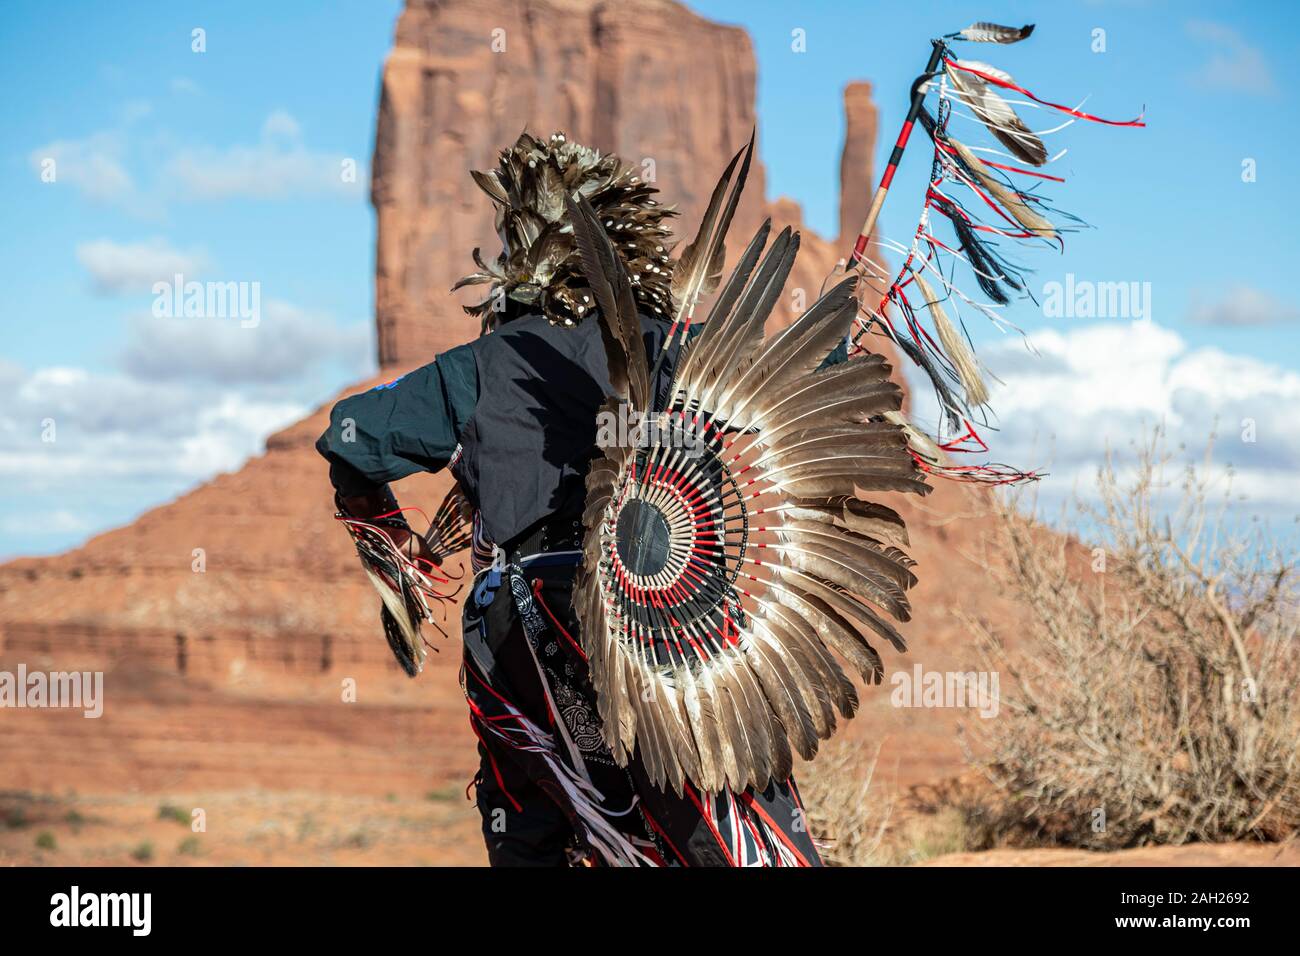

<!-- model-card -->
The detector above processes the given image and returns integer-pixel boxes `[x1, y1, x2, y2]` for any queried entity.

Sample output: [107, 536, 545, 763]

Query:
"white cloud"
[0, 510, 91, 536]
[0, 365, 308, 490]
[118, 300, 372, 384]
[76, 237, 210, 295]
[31, 110, 362, 217]
[0, 346, 324, 557]
[1188, 285, 1300, 327]
[165, 111, 363, 200]
[912, 320, 1300, 520]
[0, 292, 373, 541]
[261, 109, 302, 142]
[987, 321, 1184, 420]
[0, 281, 374, 554]
[1185, 20, 1277, 95]
[28, 131, 158, 217]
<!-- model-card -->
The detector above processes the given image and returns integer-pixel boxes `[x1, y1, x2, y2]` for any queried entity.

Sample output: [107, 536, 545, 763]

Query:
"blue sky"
[2, 0, 1297, 558]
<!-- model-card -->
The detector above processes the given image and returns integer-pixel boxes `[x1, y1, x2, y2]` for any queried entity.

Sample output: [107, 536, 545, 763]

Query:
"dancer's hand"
[340, 487, 437, 568]
[391, 527, 439, 569]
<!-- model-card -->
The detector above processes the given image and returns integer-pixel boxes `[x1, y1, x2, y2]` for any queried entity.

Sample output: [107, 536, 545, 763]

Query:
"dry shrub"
[961, 430, 1299, 849]
[804, 750, 982, 865]
[800, 739, 893, 865]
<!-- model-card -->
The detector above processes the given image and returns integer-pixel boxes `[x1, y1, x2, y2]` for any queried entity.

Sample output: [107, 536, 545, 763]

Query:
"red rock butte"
[0, 0, 1018, 810]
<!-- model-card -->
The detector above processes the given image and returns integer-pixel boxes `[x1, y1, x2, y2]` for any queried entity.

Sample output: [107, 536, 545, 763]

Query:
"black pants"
[462, 559, 823, 867]
[475, 740, 575, 866]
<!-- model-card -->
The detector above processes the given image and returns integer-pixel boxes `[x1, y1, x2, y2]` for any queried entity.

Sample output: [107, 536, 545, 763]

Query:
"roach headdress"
[454, 130, 678, 332]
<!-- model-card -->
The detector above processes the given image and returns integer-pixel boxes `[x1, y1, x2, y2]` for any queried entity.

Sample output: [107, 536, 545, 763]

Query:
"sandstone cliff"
[373, 0, 845, 365]
[838, 81, 880, 251]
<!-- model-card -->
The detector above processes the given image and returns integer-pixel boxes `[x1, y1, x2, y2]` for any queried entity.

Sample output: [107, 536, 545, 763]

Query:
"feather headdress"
[568, 159, 930, 794]
[454, 130, 678, 332]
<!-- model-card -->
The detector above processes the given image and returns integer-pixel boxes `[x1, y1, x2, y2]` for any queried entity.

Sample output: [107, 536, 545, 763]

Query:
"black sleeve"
[819, 334, 850, 369]
[645, 319, 704, 409]
[315, 344, 479, 497]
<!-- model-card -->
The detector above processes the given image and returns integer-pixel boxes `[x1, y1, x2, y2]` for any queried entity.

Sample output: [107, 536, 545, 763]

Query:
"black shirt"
[316, 313, 682, 546]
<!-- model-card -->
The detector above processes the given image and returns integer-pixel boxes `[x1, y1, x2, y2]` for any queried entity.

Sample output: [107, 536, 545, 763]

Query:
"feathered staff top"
[845, 20, 1144, 483]
[453, 131, 679, 332]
